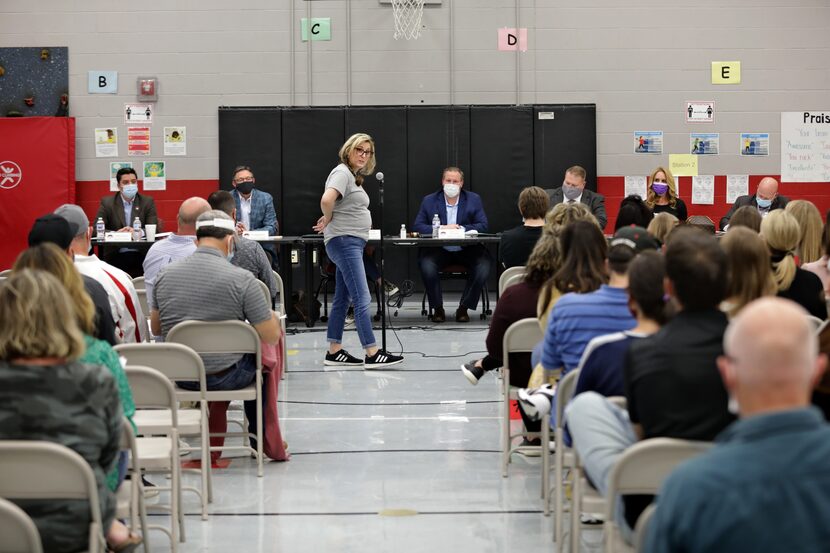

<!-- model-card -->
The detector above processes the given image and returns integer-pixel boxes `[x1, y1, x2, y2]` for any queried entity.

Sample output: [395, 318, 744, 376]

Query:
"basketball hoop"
[391, 0, 425, 40]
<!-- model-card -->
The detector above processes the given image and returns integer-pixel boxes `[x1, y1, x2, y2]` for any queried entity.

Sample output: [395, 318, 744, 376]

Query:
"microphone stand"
[376, 174, 387, 351]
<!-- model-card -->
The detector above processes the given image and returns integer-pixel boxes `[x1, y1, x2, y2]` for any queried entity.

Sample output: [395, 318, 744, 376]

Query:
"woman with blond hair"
[760, 210, 826, 318]
[785, 199, 823, 264]
[646, 166, 687, 221]
[720, 227, 777, 318]
[803, 213, 830, 295]
[647, 212, 679, 245]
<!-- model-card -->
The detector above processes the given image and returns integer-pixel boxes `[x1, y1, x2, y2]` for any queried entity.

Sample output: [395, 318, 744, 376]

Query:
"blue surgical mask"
[121, 184, 138, 200]
[756, 197, 773, 209]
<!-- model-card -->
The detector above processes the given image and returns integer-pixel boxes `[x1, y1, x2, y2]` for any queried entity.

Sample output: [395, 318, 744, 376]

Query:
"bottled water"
[432, 214, 440, 238]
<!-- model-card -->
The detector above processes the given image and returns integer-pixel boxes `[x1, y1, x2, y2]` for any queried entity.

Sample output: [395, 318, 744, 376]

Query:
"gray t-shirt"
[323, 163, 372, 245]
[152, 247, 272, 374]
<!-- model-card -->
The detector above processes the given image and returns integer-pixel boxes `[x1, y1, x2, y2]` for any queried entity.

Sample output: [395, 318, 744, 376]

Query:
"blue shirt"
[122, 197, 134, 229]
[142, 234, 197, 307]
[541, 285, 636, 374]
[444, 198, 461, 252]
[644, 408, 830, 553]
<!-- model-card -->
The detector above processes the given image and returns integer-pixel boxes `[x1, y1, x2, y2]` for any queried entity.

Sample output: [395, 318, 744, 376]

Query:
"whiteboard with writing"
[781, 111, 830, 182]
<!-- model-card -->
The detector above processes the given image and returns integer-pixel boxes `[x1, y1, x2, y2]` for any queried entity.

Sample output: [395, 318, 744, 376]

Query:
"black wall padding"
[533, 104, 598, 191]
[470, 106, 535, 235]
[217, 107, 283, 212]
[281, 107, 344, 236]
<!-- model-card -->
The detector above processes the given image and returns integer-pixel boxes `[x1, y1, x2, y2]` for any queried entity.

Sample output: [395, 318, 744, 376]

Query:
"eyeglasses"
[234, 177, 254, 184]
[355, 146, 374, 157]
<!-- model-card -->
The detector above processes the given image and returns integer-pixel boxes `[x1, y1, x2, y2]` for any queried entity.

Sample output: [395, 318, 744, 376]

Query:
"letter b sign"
[88, 71, 118, 94]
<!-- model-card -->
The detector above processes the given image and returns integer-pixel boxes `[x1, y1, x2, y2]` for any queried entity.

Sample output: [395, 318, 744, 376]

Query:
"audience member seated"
[614, 195, 653, 232]
[646, 212, 678, 246]
[720, 227, 776, 318]
[28, 214, 117, 345]
[565, 227, 735, 534]
[142, 197, 211, 308]
[208, 190, 278, 304]
[720, 176, 788, 230]
[646, 166, 687, 221]
[56, 204, 147, 343]
[815, 322, 830, 420]
[229, 165, 280, 269]
[644, 298, 830, 553]
[726, 204, 762, 232]
[761, 210, 826, 319]
[12, 243, 137, 494]
[95, 167, 159, 277]
[785, 199, 823, 264]
[545, 165, 608, 230]
[150, 210, 280, 457]
[499, 186, 549, 268]
[802, 212, 830, 295]
[0, 269, 141, 553]
[685, 215, 716, 234]
[413, 166, 490, 323]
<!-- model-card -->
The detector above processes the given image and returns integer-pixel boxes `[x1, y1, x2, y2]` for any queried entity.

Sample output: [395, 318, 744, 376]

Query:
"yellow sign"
[669, 154, 698, 177]
[711, 61, 741, 84]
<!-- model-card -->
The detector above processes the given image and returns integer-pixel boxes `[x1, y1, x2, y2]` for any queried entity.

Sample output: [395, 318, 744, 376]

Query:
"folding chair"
[115, 417, 150, 552]
[498, 265, 525, 296]
[131, 276, 151, 341]
[125, 365, 183, 550]
[633, 503, 657, 553]
[806, 315, 823, 331]
[502, 272, 524, 293]
[0, 441, 107, 553]
[166, 319, 265, 476]
[603, 438, 711, 553]
[501, 318, 544, 477]
[272, 270, 288, 375]
[116, 342, 211, 519]
[0, 497, 44, 553]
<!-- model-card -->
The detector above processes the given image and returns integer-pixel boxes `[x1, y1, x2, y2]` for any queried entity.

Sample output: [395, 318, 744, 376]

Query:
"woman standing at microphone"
[313, 133, 404, 369]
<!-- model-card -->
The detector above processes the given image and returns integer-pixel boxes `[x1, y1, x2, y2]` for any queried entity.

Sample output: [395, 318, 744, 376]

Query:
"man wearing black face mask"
[545, 165, 608, 231]
[230, 165, 279, 268]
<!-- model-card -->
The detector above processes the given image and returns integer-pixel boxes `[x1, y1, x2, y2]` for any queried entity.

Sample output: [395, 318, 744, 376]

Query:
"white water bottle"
[132, 216, 142, 241]
[400, 224, 407, 239]
[95, 217, 105, 238]
[431, 214, 440, 238]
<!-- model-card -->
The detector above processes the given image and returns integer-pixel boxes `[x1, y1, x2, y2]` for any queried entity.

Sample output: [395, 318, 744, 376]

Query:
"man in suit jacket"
[719, 177, 789, 230]
[545, 165, 607, 230]
[95, 166, 158, 276]
[413, 167, 490, 323]
[230, 165, 279, 268]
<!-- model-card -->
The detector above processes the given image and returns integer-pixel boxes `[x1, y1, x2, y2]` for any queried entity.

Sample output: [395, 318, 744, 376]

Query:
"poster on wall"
[740, 133, 769, 156]
[163, 127, 186, 156]
[124, 103, 153, 125]
[109, 161, 133, 191]
[691, 175, 715, 205]
[781, 111, 830, 182]
[127, 126, 150, 156]
[634, 131, 663, 154]
[142, 161, 166, 191]
[624, 176, 647, 199]
[726, 174, 749, 204]
[690, 133, 719, 155]
[94, 128, 118, 157]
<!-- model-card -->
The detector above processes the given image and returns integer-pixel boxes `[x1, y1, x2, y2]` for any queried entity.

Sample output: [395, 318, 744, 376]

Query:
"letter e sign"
[711, 61, 741, 85]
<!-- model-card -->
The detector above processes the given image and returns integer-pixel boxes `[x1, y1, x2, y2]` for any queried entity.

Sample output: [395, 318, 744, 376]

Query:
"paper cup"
[145, 224, 157, 241]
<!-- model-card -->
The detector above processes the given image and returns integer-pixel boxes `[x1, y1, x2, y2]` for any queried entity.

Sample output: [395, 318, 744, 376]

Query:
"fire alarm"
[137, 76, 158, 102]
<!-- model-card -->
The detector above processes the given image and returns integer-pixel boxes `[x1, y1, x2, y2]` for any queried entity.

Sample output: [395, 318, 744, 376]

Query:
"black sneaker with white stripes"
[364, 349, 404, 369]
[324, 349, 364, 366]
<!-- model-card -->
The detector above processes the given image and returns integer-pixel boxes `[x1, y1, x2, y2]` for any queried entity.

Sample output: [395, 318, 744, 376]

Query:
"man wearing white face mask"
[719, 176, 789, 231]
[544, 165, 607, 230]
[413, 167, 490, 323]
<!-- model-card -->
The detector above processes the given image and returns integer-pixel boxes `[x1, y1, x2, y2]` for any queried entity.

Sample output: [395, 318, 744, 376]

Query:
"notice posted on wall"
[109, 161, 133, 192]
[624, 176, 647, 199]
[740, 133, 769, 156]
[164, 127, 186, 156]
[726, 174, 749, 204]
[127, 127, 150, 156]
[691, 175, 715, 205]
[635, 131, 663, 154]
[691, 133, 719, 155]
[143, 161, 166, 191]
[781, 111, 830, 182]
[94, 128, 118, 158]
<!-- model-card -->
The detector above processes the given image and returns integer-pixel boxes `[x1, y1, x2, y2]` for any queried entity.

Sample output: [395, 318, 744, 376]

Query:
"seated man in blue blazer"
[230, 165, 279, 269]
[413, 167, 491, 323]
[545, 165, 607, 230]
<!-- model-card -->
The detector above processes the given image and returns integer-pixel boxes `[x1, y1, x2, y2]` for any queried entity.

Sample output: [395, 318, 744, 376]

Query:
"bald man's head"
[177, 197, 211, 235]
[718, 297, 826, 416]
[756, 177, 779, 201]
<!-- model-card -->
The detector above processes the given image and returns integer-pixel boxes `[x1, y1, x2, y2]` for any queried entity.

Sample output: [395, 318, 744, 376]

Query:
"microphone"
[375, 172, 384, 182]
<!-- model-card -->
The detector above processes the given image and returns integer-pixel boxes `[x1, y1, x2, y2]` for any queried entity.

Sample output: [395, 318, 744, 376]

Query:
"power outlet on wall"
[291, 249, 299, 264]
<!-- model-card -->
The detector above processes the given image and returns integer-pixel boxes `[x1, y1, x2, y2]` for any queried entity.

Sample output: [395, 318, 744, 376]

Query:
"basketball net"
[391, 0, 425, 40]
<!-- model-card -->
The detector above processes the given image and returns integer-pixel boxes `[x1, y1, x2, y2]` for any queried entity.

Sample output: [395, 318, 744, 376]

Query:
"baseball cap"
[28, 214, 78, 250]
[611, 225, 660, 252]
[54, 204, 90, 237]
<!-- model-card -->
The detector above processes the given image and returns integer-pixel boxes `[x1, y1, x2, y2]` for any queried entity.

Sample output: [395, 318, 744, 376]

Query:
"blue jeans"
[325, 235, 376, 349]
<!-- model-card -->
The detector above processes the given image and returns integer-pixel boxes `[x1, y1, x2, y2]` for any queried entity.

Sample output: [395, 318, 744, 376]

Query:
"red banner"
[0, 117, 75, 269]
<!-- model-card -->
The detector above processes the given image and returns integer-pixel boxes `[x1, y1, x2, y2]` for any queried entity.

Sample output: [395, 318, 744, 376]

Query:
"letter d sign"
[88, 71, 118, 94]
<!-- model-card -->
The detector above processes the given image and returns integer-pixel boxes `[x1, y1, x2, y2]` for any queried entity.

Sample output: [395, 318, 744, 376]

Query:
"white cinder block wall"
[1, 0, 828, 182]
